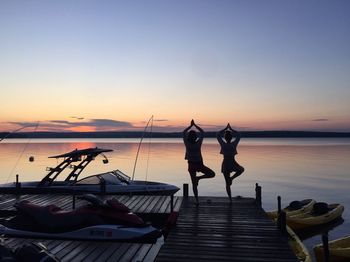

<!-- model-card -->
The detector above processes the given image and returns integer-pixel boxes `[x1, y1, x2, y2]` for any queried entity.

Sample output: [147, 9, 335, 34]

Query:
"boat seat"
[14, 200, 86, 232]
[312, 202, 329, 215]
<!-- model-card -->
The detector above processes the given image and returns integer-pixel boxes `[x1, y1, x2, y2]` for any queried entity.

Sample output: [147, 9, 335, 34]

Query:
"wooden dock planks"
[155, 196, 299, 262]
[1, 238, 163, 262]
[0, 194, 299, 261]
[0, 194, 181, 215]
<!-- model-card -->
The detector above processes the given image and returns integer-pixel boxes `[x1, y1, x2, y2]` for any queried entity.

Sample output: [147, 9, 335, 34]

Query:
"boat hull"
[267, 199, 316, 219]
[287, 204, 344, 230]
[0, 182, 179, 196]
[314, 236, 350, 262]
[287, 226, 311, 262]
[0, 224, 161, 242]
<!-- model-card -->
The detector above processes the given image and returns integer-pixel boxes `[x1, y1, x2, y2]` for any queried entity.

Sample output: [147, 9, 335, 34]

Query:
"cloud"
[312, 119, 329, 122]
[90, 119, 132, 128]
[70, 116, 84, 120]
[9, 119, 133, 132]
[154, 119, 168, 122]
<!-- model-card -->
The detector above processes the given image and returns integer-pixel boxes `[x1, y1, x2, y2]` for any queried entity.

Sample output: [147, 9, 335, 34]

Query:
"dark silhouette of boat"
[0, 147, 179, 195]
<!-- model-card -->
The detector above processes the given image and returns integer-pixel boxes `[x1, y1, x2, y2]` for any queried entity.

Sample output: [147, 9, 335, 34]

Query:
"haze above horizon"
[1, 0, 350, 133]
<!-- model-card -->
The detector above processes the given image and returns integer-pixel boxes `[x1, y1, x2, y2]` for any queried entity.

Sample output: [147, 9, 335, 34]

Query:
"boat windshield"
[112, 170, 131, 183]
[75, 175, 100, 185]
[75, 170, 131, 185]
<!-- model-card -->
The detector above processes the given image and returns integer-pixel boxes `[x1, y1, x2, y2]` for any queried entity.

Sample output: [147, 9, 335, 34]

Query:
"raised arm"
[182, 121, 193, 142]
[216, 126, 226, 144]
[191, 119, 204, 142]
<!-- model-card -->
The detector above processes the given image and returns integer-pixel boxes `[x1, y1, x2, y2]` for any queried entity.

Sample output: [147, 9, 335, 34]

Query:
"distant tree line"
[1, 131, 350, 139]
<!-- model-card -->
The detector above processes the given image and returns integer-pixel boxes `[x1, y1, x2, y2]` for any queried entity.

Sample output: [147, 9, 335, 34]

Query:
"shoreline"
[1, 130, 350, 139]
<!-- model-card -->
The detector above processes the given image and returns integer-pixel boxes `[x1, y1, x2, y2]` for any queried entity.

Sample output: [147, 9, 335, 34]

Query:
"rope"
[5, 122, 39, 183]
[132, 115, 153, 181]
[145, 116, 153, 183]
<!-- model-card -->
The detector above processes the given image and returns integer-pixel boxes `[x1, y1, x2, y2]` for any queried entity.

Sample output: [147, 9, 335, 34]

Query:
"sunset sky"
[1, 0, 350, 132]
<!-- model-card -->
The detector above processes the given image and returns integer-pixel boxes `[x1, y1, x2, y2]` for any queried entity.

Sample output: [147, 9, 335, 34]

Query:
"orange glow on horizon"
[68, 126, 97, 132]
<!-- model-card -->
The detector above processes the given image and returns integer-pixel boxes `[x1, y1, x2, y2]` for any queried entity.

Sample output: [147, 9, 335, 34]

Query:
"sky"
[1, 0, 350, 132]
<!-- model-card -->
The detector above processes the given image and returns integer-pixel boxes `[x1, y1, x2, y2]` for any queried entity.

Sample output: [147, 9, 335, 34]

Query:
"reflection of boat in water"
[313, 235, 350, 262]
[267, 199, 316, 219]
[0, 147, 179, 195]
[0, 194, 161, 242]
[287, 203, 344, 230]
[287, 226, 311, 262]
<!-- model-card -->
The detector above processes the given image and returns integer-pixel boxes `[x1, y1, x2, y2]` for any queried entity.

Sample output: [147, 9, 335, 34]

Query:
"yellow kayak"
[287, 226, 312, 262]
[287, 203, 344, 230]
[313, 235, 350, 262]
[267, 199, 316, 219]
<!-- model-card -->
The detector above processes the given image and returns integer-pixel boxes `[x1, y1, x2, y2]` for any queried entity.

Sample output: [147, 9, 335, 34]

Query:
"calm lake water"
[1, 137, 350, 255]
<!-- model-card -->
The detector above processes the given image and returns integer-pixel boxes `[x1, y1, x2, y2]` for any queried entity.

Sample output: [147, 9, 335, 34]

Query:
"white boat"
[0, 147, 179, 195]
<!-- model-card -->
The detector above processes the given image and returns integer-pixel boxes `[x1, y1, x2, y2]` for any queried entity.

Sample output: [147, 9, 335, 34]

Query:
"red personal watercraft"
[0, 194, 161, 242]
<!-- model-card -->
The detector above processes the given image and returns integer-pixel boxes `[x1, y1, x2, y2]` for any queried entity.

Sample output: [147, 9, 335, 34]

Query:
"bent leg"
[196, 164, 215, 180]
[230, 163, 245, 181]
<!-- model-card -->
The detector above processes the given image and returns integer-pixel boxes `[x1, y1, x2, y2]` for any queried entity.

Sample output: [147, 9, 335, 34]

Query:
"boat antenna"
[145, 116, 153, 183]
[132, 115, 153, 181]
[5, 121, 40, 183]
[0, 125, 37, 142]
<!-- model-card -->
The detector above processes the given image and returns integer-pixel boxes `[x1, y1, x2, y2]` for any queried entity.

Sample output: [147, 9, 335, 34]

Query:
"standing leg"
[189, 171, 199, 205]
[223, 172, 232, 202]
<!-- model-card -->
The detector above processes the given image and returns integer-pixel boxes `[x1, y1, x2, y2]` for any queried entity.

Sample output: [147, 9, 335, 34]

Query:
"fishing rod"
[132, 115, 154, 181]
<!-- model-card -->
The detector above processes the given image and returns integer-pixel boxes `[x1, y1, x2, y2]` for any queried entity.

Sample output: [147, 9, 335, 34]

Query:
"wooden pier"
[0, 190, 298, 261]
[155, 196, 298, 262]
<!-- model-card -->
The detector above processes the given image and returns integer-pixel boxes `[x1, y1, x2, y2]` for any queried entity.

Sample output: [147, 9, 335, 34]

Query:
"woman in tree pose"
[217, 123, 244, 202]
[183, 119, 215, 205]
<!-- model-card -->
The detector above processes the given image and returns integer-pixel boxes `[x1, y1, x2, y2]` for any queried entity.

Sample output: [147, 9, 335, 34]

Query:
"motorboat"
[0, 194, 161, 242]
[0, 147, 179, 195]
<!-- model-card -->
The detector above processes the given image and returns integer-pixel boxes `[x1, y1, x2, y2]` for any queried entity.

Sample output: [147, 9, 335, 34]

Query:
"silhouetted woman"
[217, 123, 244, 202]
[183, 119, 215, 205]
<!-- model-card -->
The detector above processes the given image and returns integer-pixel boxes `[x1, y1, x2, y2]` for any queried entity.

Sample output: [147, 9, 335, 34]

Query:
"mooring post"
[100, 179, 106, 195]
[255, 183, 262, 206]
[15, 174, 21, 194]
[278, 196, 282, 214]
[322, 232, 330, 262]
[278, 211, 287, 235]
[72, 193, 76, 210]
[183, 183, 189, 198]
[171, 194, 174, 213]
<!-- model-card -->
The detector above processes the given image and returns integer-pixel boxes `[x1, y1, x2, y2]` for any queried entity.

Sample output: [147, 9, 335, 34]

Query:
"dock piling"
[255, 183, 262, 206]
[100, 179, 106, 195]
[322, 232, 330, 262]
[15, 174, 21, 194]
[171, 195, 174, 212]
[278, 195, 281, 213]
[72, 193, 76, 210]
[183, 183, 189, 198]
[278, 211, 287, 235]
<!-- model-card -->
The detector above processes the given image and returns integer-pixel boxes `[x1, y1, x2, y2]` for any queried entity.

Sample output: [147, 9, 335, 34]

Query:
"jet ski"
[0, 147, 179, 195]
[0, 194, 161, 242]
